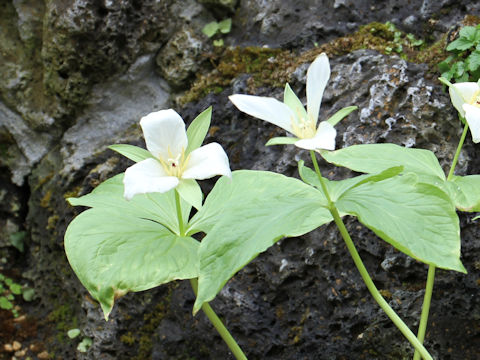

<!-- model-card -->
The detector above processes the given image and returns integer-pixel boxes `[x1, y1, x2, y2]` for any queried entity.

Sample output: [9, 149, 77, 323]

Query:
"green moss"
[120, 332, 136, 346]
[63, 186, 82, 200]
[180, 46, 294, 104]
[47, 303, 78, 344]
[130, 287, 174, 360]
[40, 189, 53, 208]
[181, 21, 463, 105]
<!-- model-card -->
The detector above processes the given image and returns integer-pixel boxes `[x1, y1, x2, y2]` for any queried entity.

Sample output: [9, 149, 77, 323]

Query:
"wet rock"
[231, 0, 480, 47]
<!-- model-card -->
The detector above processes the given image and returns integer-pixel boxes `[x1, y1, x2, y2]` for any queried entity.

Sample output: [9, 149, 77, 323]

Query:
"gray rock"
[156, 27, 207, 89]
[60, 54, 170, 180]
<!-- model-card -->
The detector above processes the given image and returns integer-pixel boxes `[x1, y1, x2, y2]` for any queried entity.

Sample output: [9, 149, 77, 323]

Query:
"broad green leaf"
[320, 144, 446, 180]
[326, 106, 358, 126]
[447, 37, 474, 51]
[218, 18, 232, 34]
[202, 21, 218, 37]
[467, 50, 480, 72]
[336, 174, 465, 272]
[190, 170, 333, 313]
[459, 26, 477, 42]
[284, 83, 307, 120]
[177, 179, 203, 210]
[447, 175, 480, 211]
[186, 107, 212, 155]
[108, 144, 155, 163]
[65, 208, 199, 319]
[265, 136, 299, 146]
[68, 174, 191, 235]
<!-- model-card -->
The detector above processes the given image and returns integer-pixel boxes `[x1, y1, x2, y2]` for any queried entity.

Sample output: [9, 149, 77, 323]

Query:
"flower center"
[290, 110, 317, 139]
[159, 147, 190, 178]
[468, 90, 480, 108]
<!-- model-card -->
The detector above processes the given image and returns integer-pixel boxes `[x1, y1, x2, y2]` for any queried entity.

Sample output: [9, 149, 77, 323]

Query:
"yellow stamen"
[158, 147, 190, 178]
[468, 90, 480, 108]
[290, 107, 316, 139]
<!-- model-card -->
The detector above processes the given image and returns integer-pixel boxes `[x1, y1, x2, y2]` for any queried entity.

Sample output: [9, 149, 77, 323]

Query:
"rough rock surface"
[0, 1, 479, 360]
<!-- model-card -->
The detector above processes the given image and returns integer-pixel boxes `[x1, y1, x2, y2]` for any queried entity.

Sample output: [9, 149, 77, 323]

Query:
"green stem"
[310, 151, 333, 205]
[174, 191, 247, 359]
[190, 279, 248, 360]
[413, 266, 436, 360]
[310, 151, 433, 360]
[447, 121, 469, 181]
[174, 190, 185, 236]
[413, 121, 468, 359]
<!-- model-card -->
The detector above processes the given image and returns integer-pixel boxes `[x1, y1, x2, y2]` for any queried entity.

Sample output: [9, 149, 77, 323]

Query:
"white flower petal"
[449, 82, 479, 117]
[182, 143, 232, 180]
[140, 109, 187, 160]
[294, 121, 336, 150]
[229, 94, 296, 134]
[306, 53, 330, 126]
[123, 158, 179, 200]
[463, 104, 480, 143]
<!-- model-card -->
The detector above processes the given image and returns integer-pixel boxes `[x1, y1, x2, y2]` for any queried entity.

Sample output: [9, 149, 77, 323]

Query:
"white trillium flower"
[123, 109, 231, 200]
[449, 81, 480, 143]
[229, 53, 336, 150]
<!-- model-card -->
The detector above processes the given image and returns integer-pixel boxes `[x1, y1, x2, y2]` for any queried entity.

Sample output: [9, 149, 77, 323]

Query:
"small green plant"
[9, 231, 27, 252]
[67, 328, 92, 352]
[77, 337, 93, 353]
[383, 21, 425, 56]
[439, 24, 480, 82]
[0, 273, 34, 317]
[202, 18, 232, 47]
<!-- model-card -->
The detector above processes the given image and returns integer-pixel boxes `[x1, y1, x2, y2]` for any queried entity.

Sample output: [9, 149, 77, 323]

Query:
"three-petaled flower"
[449, 81, 480, 143]
[229, 53, 338, 151]
[123, 109, 231, 200]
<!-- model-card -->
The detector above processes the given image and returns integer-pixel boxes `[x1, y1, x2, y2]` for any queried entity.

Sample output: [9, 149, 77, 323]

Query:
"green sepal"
[326, 106, 358, 126]
[108, 144, 155, 163]
[284, 83, 307, 120]
[266, 137, 299, 146]
[186, 106, 212, 155]
[177, 179, 203, 210]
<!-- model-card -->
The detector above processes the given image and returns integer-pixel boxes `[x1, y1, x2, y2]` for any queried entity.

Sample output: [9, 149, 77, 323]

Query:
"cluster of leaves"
[202, 18, 232, 47]
[64, 108, 476, 320]
[439, 24, 480, 82]
[0, 273, 34, 317]
[383, 21, 424, 56]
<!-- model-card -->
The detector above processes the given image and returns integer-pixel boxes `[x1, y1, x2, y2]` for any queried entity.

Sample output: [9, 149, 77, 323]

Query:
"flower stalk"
[413, 120, 469, 360]
[310, 151, 433, 360]
[174, 189, 247, 359]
